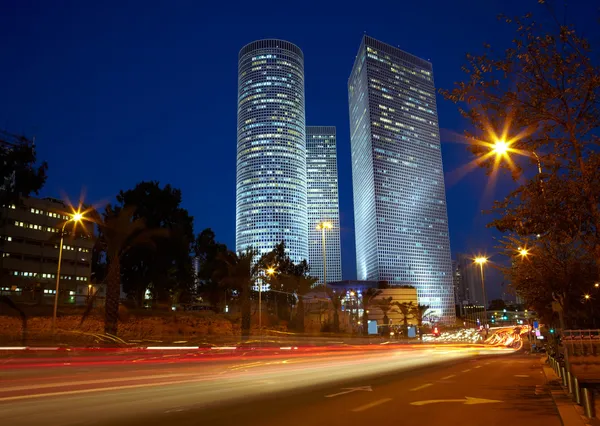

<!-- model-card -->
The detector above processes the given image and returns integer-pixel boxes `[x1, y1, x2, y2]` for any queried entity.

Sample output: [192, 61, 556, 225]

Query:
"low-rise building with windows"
[0, 197, 95, 304]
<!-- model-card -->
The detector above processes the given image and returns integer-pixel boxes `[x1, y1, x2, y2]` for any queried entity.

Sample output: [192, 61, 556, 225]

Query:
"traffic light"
[550, 328, 555, 334]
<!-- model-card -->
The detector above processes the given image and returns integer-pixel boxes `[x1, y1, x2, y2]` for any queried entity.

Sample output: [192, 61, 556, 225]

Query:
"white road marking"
[474, 365, 482, 369]
[325, 386, 372, 398]
[514, 375, 530, 378]
[352, 398, 393, 412]
[462, 369, 471, 373]
[410, 383, 433, 391]
[440, 375, 456, 380]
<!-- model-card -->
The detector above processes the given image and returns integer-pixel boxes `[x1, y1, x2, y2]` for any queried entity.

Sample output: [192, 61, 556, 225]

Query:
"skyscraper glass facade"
[236, 40, 308, 264]
[306, 126, 342, 285]
[348, 36, 455, 323]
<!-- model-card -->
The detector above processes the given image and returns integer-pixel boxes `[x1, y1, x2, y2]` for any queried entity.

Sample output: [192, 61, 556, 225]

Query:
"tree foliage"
[0, 132, 48, 207]
[89, 205, 167, 335]
[441, 8, 600, 315]
[194, 228, 228, 311]
[112, 181, 195, 306]
[215, 248, 258, 339]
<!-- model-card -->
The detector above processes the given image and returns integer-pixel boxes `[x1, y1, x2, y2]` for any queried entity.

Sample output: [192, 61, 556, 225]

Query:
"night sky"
[1, 1, 596, 299]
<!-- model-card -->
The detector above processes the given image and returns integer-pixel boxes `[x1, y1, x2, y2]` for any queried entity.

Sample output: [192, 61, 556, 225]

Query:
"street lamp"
[260, 267, 276, 340]
[316, 221, 333, 289]
[52, 210, 85, 333]
[595, 283, 599, 289]
[517, 247, 530, 258]
[474, 256, 489, 329]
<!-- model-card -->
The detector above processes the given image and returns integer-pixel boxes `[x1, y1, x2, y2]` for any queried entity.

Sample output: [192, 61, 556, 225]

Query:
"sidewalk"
[541, 357, 599, 426]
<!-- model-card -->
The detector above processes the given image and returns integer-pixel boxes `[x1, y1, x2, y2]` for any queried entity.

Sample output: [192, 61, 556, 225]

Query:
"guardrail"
[562, 329, 600, 356]
[547, 353, 596, 418]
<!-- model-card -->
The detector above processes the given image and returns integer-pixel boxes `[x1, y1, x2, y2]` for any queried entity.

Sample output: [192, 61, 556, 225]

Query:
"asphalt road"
[0, 345, 560, 426]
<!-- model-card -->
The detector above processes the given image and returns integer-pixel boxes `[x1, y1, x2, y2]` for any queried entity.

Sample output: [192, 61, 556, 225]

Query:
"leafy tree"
[277, 270, 317, 332]
[113, 181, 195, 306]
[498, 234, 597, 327]
[361, 288, 382, 335]
[257, 241, 313, 321]
[215, 248, 258, 339]
[372, 297, 394, 335]
[440, 7, 600, 310]
[90, 205, 167, 335]
[0, 131, 48, 207]
[194, 228, 228, 311]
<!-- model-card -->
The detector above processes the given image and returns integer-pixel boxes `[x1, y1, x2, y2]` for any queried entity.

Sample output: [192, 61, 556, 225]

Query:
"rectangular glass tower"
[306, 126, 342, 285]
[348, 36, 455, 323]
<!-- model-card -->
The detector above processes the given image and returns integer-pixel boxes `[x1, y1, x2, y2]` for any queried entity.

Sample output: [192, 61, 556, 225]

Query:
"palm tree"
[325, 287, 347, 333]
[91, 205, 167, 336]
[373, 297, 394, 335]
[361, 288, 382, 335]
[410, 304, 432, 341]
[215, 248, 258, 340]
[394, 301, 414, 336]
[278, 272, 317, 332]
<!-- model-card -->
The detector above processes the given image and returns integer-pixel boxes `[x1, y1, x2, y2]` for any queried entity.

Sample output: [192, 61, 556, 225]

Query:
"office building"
[306, 126, 341, 285]
[348, 35, 455, 323]
[451, 260, 463, 312]
[0, 197, 95, 303]
[236, 39, 308, 264]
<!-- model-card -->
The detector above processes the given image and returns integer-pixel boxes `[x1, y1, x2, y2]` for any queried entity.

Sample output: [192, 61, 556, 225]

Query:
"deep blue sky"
[1, 1, 596, 299]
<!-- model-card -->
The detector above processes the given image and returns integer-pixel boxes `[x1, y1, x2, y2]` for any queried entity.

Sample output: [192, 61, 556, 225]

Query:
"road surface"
[0, 345, 560, 426]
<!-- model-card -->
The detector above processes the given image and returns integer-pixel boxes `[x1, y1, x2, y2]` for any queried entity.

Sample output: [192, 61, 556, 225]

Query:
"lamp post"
[474, 257, 488, 330]
[316, 221, 333, 289]
[52, 211, 84, 334]
[261, 267, 275, 341]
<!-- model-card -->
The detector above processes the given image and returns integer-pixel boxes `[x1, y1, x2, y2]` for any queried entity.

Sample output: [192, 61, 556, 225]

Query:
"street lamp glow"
[595, 283, 599, 288]
[266, 267, 276, 276]
[316, 221, 333, 230]
[518, 248, 529, 258]
[584, 294, 591, 300]
[52, 208, 87, 334]
[492, 139, 509, 155]
[316, 221, 333, 288]
[474, 256, 488, 265]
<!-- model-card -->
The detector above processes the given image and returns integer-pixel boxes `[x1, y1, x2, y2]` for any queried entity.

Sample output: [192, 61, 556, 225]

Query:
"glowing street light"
[316, 221, 333, 289]
[584, 294, 591, 300]
[473, 256, 489, 329]
[52, 209, 86, 333]
[259, 267, 276, 340]
[517, 247, 530, 258]
[595, 283, 599, 289]
[492, 139, 509, 155]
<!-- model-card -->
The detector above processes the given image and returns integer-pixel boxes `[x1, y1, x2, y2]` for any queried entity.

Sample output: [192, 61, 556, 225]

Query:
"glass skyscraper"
[348, 36, 455, 323]
[306, 126, 342, 285]
[236, 40, 308, 264]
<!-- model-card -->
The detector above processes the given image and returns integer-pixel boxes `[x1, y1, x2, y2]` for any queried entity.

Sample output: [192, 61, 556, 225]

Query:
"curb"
[541, 358, 593, 426]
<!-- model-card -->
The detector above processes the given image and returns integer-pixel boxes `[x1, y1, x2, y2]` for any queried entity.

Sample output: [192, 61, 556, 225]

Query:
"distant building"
[0, 197, 95, 304]
[455, 253, 484, 306]
[306, 126, 342, 285]
[348, 35, 454, 323]
[451, 260, 464, 315]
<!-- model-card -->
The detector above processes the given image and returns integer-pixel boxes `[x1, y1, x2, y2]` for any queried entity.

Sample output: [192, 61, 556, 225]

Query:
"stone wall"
[0, 311, 244, 345]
